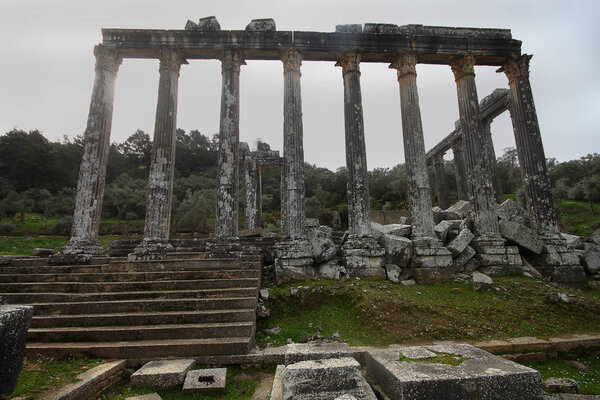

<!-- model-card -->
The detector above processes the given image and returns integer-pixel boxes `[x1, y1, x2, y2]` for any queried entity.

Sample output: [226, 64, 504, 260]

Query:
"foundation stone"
[0, 305, 33, 399]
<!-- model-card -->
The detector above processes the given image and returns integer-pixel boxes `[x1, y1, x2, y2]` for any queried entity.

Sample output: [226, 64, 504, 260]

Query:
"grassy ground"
[558, 200, 600, 237]
[522, 351, 600, 395]
[0, 235, 120, 255]
[7, 357, 102, 399]
[257, 277, 600, 347]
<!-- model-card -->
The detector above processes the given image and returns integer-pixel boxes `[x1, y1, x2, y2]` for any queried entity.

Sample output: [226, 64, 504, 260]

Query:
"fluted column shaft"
[391, 54, 436, 238]
[503, 55, 558, 236]
[244, 155, 260, 229]
[215, 49, 245, 239]
[433, 154, 450, 209]
[142, 49, 183, 244]
[482, 122, 504, 203]
[64, 45, 121, 255]
[338, 51, 372, 237]
[452, 140, 469, 201]
[281, 49, 306, 238]
[451, 55, 499, 237]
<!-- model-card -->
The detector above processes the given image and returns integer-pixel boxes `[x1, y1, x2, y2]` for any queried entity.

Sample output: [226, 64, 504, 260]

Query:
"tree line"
[0, 128, 598, 235]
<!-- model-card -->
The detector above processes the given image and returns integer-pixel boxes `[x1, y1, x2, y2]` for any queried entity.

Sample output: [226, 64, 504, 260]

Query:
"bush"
[0, 223, 14, 234]
[51, 216, 73, 235]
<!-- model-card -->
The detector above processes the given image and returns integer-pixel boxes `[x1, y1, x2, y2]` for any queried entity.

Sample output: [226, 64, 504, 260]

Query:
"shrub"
[0, 223, 15, 234]
[51, 216, 73, 235]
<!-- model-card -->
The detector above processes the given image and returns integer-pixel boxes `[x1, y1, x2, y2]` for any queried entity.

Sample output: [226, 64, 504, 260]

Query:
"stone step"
[2, 269, 259, 284]
[31, 309, 255, 328]
[26, 337, 252, 359]
[7, 257, 49, 267]
[0, 259, 255, 275]
[27, 297, 257, 315]
[1, 287, 258, 303]
[28, 321, 255, 342]
[0, 277, 260, 293]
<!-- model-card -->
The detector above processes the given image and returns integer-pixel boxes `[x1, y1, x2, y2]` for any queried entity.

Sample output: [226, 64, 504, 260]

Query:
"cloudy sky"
[1, 0, 599, 170]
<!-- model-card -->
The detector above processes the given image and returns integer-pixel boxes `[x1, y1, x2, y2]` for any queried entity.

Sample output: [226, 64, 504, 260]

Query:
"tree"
[103, 174, 147, 224]
[2, 191, 34, 222]
[175, 189, 216, 232]
[552, 178, 570, 212]
[570, 176, 600, 213]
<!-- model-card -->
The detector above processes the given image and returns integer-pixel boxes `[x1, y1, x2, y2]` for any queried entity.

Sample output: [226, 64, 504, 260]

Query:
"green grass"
[257, 278, 600, 347]
[7, 358, 103, 399]
[100, 367, 260, 400]
[558, 200, 600, 237]
[522, 351, 600, 395]
[0, 235, 121, 255]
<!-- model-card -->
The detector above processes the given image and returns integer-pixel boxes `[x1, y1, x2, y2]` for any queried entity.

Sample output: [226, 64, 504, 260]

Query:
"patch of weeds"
[398, 353, 466, 366]
[521, 351, 600, 395]
[8, 357, 103, 399]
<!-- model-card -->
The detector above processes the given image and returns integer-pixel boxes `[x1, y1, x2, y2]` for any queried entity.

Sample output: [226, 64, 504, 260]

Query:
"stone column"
[482, 121, 504, 203]
[281, 49, 307, 239]
[62, 45, 121, 257]
[391, 53, 451, 280]
[452, 139, 469, 201]
[134, 49, 184, 255]
[433, 153, 450, 209]
[244, 155, 260, 230]
[338, 51, 372, 238]
[502, 55, 558, 236]
[450, 54, 500, 238]
[214, 49, 245, 241]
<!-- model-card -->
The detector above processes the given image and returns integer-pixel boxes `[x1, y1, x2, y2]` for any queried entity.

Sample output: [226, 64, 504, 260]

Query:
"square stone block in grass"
[130, 359, 195, 389]
[182, 368, 226, 395]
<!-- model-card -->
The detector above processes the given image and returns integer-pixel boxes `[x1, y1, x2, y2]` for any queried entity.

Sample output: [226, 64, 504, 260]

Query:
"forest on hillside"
[0, 128, 599, 235]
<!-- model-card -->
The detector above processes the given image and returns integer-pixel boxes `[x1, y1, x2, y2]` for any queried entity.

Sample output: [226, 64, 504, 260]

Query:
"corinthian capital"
[389, 53, 417, 79]
[158, 48, 185, 75]
[94, 44, 122, 74]
[281, 49, 303, 74]
[221, 49, 246, 74]
[450, 54, 476, 81]
[501, 54, 532, 82]
[336, 51, 361, 75]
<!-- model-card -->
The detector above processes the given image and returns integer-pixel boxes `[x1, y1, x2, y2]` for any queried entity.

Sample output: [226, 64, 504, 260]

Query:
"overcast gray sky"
[1, 0, 599, 170]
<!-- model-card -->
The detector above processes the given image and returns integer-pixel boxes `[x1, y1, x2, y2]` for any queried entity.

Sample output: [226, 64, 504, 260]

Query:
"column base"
[471, 236, 522, 277]
[128, 238, 173, 261]
[410, 236, 453, 284]
[274, 237, 315, 284]
[53, 239, 106, 264]
[527, 235, 587, 289]
[341, 235, 385, 280]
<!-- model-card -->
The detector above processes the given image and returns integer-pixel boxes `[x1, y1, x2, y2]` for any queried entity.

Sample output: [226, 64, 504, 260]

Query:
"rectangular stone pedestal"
[342, 236, 385, 279]
[527, 237, 587, 289]
[471, 237, 522, 276]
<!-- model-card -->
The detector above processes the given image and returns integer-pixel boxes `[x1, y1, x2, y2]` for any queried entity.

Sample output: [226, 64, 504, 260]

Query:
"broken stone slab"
[446, 228, 474, 257]
[246, 18, 276, 31]
[451, 246, 476, 271]
[433, 209, 461, 224]
[544, 377, 580, 394]
[582, 251, 600, 275]
[497, 199, 531, 227]
[285, 342, 353, 365]
[371, 221, 411, 239]
[184, 20, 198, 30]
[446, 200, 471, 219]
[182, 368, 227, 395]
[31, 247, 54, 257]
[499, 219, 544, 254]
[335, 24, 362, 33]
[310, 237, 338, 264]
[472, 271, 492, 291]
[316, 259, 346, 280]
[583, 242, 600, 252]
[197, 16, 221, 31]
[561, 233, 583, 250]
[0, 305, 34, 398]
[589, 229, 600, 245]
[126, 394, 162, 400]
[434, 220, 462, 244]
[521, 256, 544, 279]
[130, 359, 195, 389]
[365, 344, 543, 400]
[381, 234, 413, 267]
[281, 357, 376, 400]
[385, 264, 402, 283]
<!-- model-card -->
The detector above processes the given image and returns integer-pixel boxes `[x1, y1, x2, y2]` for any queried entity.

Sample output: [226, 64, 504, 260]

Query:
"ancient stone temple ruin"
[61, 17, 586, 288]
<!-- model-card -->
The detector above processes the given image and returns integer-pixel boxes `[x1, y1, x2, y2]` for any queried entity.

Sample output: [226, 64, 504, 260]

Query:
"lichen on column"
[62, 44, 121, 256]
[215, 49, 245, 240]
[433, 153, 450, 209]
[452, 139, 469, 201]
[244, 154, 260, 230]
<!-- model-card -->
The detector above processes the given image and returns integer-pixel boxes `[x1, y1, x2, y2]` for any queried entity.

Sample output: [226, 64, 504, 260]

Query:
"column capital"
[389, 53, 417, 79]
[336, 51, 361, 75]
[93, 44, 122, 74]
[158, 48, 185, 75]
[500, 54, 533, 83]
[433, 152, 445, 165]
[450, 53, 476, 81]
[281, 48, 303, 73]
[221, 49, 246, 74]
[451, 138, 463, 153]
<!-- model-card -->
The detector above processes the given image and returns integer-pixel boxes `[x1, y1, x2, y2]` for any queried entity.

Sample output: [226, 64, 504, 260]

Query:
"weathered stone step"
[31, 309, 255, 328]
[26, 337, 252, 359]
[0, 277, 259, 293]
[28, 297, 257, 315]
[0, 259, 256, 275]
[1, 287, 258, 303]
[2, 269, 259, 283]
[28, 321, 254, 342]
[6, 257, 49, 267]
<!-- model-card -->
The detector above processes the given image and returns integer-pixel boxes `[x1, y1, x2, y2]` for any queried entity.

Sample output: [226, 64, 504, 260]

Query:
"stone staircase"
[0, 253, 261, 360]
